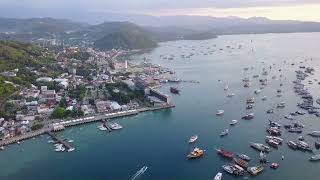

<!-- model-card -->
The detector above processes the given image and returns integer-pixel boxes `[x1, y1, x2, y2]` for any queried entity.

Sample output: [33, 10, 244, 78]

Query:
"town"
[0, 44, 176, 150]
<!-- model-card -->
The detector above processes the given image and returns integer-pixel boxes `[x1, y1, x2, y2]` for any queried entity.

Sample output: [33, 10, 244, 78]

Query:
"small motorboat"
[310, 154, 320, 161]
[230, 120, 238, 126]
[213, 172, 222, 180]
[188, 135, 198, 143]
[270, 163, 280, 169]
[220, 129, 229, 137]
[315, 141, 320, 149]
[242, 113, 254, 120]
[216, 110, 224, 115]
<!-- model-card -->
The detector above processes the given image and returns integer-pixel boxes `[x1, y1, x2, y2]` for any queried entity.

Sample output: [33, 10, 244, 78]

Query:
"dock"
[0, 104, 175, 147]
[46, 131, 74, 151]
[102, 120, 112, 132]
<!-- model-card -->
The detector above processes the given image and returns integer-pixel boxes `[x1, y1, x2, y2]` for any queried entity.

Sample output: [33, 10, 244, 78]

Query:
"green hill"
[94, 30, 157, 50]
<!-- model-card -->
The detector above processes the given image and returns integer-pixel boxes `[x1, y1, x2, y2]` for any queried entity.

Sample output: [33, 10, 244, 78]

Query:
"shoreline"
[0, 103, 175, 147]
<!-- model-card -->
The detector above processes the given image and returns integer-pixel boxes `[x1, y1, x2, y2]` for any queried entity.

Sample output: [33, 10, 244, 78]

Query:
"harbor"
[2, 33, 320, 180]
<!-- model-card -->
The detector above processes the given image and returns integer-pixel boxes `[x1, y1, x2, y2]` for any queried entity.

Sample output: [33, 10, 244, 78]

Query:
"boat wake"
[129, 166, 148, 180]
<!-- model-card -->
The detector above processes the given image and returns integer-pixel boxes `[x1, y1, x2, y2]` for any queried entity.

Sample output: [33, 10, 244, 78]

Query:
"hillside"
[94, 29, 157, 50]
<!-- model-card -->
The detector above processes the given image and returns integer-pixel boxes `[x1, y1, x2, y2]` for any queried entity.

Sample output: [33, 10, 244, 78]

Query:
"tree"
[51, 107, 67, 119]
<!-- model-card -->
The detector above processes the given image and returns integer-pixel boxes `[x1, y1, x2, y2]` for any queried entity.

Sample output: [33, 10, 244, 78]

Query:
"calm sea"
[1, 33, 320, 180]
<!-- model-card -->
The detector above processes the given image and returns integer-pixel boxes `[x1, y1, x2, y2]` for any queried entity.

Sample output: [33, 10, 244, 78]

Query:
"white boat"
[310, 154, 320, 161]
[216, 110, 224, 115]
[98, 125, 107, 131]
[68, 139, 74, 143]
[224, 86, 229, 91]
[67, 147, 75, 152]
[213, 172, 222, 180]
[227, 93, 235, 97]
[308, 131, 320, 137]
[254, 89, 261, 94]
[109, 122, 123, 130]
[0, 146, 4, 150]
[220, 129, 229, 137]
[55, 146, 65, 152]
[189, 135, 198, 143]
[262, 96, 267, 101]
[230, 120, 238, 126]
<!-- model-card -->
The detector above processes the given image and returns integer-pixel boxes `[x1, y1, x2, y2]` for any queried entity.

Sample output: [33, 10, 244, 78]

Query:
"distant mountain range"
[1, 15, 320, 50]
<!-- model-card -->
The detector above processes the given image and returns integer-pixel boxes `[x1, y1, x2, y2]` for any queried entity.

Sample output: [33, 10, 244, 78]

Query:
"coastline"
[0, 103, 175, 147]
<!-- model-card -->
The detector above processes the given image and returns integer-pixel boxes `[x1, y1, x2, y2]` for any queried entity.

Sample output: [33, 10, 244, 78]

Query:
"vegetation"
[94, 30, 157, 50]
[0, 77, 16, 100]
[31, 123, 44, 131]
[69, 86, 86, 101]
[105, 82, 145, 105]
[65, 51, 90, 61]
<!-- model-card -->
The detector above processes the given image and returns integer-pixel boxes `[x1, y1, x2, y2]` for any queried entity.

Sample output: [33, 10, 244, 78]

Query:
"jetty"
[46, 131, 74, 151]
[0, 104, 175, 147]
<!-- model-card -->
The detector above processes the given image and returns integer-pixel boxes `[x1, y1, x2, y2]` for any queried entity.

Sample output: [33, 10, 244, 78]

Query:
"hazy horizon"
[0, 0, 319, 22]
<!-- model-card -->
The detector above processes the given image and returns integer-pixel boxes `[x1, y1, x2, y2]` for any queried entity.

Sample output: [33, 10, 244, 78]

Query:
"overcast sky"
[1, 0, 320, 21]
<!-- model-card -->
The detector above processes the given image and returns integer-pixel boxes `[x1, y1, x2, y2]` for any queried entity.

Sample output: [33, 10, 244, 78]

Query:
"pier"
[0, 104, 175, 147]
[102, 120, 112, 132]
[46, 131, 74, 151]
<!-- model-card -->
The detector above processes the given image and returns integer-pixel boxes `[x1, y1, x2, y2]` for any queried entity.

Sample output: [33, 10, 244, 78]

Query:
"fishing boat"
[170, 87, 180, 94]
[287, 141, 298, 149]
[276, 102, 286, 108]
[237, 154, 251, 161]
[297, 141, 312, 151]
[230, 120, 238, 126]
[266, 136, 283, 144]
[216, 110, 224, 115]
[266, 138, 280, 149]
[233, 158, 249, 168]
[220, 129, 229, 137]
[250, 143, 271, 152]
[310, 154, 320, 161]
[187, 148, 204, 159]
[188, 135, 198, 143]
[246, 98, 255, 104]
[268, 120, 281, 128]
[213, 172, 222, 180]
[247, 164, 264, 175]
[216, 148, 234, 158]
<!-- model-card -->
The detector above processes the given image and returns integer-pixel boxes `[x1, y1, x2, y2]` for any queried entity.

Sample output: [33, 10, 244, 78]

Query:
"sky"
[0, 0, 320, 21]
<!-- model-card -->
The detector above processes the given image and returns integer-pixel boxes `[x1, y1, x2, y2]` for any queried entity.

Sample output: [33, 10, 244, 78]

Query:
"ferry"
[188, 135, 198, 143]
[187, 148, 204, 159]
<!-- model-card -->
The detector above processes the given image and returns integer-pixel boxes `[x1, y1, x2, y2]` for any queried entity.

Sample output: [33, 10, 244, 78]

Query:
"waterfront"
[2, 32, 320, 180]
